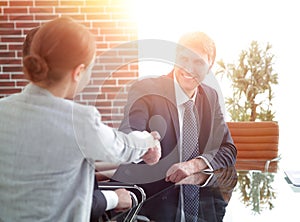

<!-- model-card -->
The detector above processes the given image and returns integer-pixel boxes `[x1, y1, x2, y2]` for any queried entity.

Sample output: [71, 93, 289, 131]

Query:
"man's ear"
[72, 64, 85, 82]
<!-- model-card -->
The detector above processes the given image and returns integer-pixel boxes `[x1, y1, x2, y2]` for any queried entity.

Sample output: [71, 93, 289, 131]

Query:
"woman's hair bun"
[23, 54, 49, 82]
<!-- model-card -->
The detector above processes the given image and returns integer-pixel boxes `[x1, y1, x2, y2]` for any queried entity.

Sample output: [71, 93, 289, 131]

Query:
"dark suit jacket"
[113, 72, 237, 198]
[90, 176, 107, 222]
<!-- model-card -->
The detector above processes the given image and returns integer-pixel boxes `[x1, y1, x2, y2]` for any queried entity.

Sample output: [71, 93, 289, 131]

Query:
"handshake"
[141, 131, 161, 165]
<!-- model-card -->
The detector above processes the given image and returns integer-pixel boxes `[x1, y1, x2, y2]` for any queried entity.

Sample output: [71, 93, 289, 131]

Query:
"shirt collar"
[23, 83, 55, 98]
[173, 70, 197, 107]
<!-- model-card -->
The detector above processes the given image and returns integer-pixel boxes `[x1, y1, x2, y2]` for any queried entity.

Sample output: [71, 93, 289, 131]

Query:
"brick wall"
[0, 0, 139, 127]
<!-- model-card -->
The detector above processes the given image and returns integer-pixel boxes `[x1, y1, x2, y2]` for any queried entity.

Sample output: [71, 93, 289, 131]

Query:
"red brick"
[34, 15, 57, 21]
[0, 81, 15, 87]
[99, 28, 124, 35]
[129, 64, 138, 70]
[80, 7, 105, 13]
[0, 0, 139, 124]
[97, 108, 119, 114]
[3, 66, 23, 72]
[29, 7, 54, 14]
[96, 42, 109, 50]
[0, 44, 7, 50]
[0, 88, 21, 94]
[9, 15, 34, 21]
[16, 22, 41, 28]
[81, 86, 100, 93]
[117, 79, 135, 85]
[101, 86, 122, 93]
[55, 8, 79, 13]
[94, 35, 104, 42]
[92, 21, 117, 29]
[16, 81, 29, 87]
[98, 50, 118, 58]
[105, 35, 130, 42]
[0, 1, 8, 6]
[87, 14, 111, 21]
[93, 94, 105, 100]
[0, 59, 22, 65]
[4, 8, 27, 14]
[93, 79, 116, 86]
[82, 94, 99, 100]
[36, 1, 59, 6]
[113, 100, 127, 107]
[107, 93, 127, 100]
[89, 28, 99, 36]
[0, 74, 10, 80]
[60, 0, 85, 6]
[86, 0, 110, 6]
[0, 23, 14, 29]
[118, 49, 138, 56]
[98, 57, 123, 64]
[0, 29, 22, 35]
[11, 74, 26, 79]
[1, 37, 24, 43]
[9, 1, 33, 6]
[0, 15, 8, 21]
[17, 51, 23, 58]
[63, 14, 85, 20]
[0, 52, 15, 58]
[111, 71, 137, 78]
[9, 44, 23, 51]
[94, 101, 112, 107]
[79, 21, 91, 29]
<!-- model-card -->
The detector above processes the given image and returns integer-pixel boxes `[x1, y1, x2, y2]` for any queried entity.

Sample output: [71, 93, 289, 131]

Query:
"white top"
[0, 83, 159, 222]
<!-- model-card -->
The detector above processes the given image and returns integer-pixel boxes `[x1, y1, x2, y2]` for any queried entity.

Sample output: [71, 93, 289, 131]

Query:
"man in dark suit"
[113, 32, 237, 221]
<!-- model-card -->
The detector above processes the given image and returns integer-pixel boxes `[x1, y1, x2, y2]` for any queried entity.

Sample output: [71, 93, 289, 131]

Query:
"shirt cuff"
[197, 156, 214, 172]
[101, 190, 119, 211]
[199, 172, 214, 187]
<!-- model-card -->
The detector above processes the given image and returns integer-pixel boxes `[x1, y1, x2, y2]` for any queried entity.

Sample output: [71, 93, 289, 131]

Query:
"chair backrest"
[227, 121, 279, 161]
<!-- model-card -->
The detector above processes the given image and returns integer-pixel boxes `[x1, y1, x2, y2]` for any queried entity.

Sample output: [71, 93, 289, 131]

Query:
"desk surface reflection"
[108, 161, 300, 222]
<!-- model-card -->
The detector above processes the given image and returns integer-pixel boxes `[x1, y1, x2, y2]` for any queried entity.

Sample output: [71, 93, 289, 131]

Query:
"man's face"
[174, 45, 210, 96]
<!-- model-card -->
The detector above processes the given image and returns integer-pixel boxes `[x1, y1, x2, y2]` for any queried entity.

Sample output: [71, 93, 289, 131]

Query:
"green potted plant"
[216, 40, 278, 122]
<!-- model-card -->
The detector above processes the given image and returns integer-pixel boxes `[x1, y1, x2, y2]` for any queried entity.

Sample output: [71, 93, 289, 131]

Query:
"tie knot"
[183, 100, 194, 110]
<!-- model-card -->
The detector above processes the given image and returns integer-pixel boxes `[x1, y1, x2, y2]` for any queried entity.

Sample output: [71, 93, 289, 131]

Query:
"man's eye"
[195, 60, 205, 66]
[180, 56, 188, 62]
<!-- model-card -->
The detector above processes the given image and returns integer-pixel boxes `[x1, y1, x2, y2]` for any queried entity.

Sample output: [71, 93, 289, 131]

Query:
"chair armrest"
[98, 182, 147, 222]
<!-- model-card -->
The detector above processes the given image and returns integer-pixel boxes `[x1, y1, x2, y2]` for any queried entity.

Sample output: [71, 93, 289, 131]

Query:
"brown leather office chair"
[227, 121, 280, 172]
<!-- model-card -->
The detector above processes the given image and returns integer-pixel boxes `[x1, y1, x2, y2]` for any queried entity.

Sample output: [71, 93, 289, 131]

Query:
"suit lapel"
[196, 84, 212, 154]
[162, 73, 180, 142]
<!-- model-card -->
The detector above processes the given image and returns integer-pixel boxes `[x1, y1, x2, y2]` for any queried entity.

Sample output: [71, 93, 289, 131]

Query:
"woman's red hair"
[23, 16, 96, 83]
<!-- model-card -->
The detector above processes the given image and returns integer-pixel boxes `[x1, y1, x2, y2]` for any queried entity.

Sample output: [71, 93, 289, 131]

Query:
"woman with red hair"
[0, 17, 161, 221]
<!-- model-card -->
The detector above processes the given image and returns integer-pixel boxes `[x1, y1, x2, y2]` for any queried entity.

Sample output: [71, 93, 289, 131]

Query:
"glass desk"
[224, 160, 300, 222]
[107, 160, 300, 222]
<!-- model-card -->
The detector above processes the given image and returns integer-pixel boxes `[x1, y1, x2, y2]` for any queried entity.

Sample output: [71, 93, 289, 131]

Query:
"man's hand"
[142, 131, 161, 165]
[165, 158, 207, 183]
[114, 189, 132, 212]
[175, 172, 210, 185]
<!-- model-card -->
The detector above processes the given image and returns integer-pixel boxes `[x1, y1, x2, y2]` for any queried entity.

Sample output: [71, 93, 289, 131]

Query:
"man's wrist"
[191, 158, 207, 172]
[101, 190, 119, 211]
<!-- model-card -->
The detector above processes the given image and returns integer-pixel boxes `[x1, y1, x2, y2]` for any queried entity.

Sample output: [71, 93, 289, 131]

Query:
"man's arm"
[166, 87, 237, 183]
